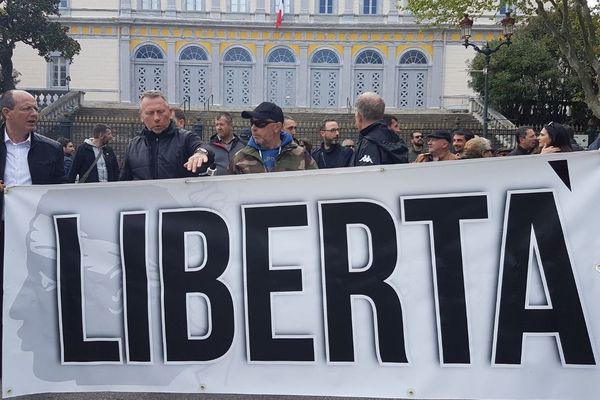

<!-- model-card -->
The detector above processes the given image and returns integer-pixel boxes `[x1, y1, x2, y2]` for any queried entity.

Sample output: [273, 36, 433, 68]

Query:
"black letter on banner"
[320, 201, 407, 363]
[121, 212, 151, 363]
[493, 191, 595, 365]
[402, 194, 488, 364]
[54, 216, 121, 363]
[244, 204, 315, 362]
[161, 209, 234, 362]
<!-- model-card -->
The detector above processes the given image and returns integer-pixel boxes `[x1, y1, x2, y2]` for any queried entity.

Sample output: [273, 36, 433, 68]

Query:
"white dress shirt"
[3, 129, 32, 187]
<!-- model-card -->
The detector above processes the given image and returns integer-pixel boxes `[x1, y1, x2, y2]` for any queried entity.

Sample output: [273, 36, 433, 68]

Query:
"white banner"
[3, 152, 600, 399]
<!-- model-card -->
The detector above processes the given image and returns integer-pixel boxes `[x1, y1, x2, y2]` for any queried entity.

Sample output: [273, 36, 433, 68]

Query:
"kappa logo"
[359, 154, 374, 164]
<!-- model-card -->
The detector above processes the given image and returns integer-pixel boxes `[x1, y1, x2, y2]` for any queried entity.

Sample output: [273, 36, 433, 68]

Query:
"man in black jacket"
[353, 92, 408, 166]
[508, 126, 538, 156]
[312, 118, 353, 168]
[1, 89, 65, 213]
[1, 89, 64, 376]
[120, 90, 213, 180]
[68, 123, 120, 183]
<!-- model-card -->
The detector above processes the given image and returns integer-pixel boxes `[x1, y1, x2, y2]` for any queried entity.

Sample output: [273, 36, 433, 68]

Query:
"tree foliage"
[469, 16, 584, 125]
[403, 0, 600, 119]
[0, 0, 80, 93]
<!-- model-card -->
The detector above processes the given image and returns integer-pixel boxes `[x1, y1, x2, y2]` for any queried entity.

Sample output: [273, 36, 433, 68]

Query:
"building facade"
[12, 0, 506, 110]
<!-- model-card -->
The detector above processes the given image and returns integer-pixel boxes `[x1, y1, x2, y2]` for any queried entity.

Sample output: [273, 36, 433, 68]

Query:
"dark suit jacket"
[1, 124, 65, 211]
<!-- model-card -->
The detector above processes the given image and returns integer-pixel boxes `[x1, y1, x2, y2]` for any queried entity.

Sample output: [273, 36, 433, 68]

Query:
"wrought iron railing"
[180, 97, 191, 112]
[203, 94, 214, 111]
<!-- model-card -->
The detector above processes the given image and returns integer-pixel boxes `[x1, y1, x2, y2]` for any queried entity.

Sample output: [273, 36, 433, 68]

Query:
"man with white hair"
[353, 92, 408, 166]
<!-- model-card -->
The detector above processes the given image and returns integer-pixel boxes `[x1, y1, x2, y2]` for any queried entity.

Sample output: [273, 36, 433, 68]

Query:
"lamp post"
[460, 11, 515, 138]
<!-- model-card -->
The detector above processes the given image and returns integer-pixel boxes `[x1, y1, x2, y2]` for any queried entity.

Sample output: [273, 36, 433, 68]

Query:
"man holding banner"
[1, 89, 65, 377]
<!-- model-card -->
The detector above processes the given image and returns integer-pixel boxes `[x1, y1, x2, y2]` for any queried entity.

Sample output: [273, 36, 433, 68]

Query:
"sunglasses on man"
[250, 119, 277, 128]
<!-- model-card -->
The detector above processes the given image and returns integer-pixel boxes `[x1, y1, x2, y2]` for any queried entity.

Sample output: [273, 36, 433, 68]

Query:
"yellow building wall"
[69, 39, 120, 102]
[71, 0, 118, 8]
[444, 44, 475, 97]
[12, 43, 47, 89]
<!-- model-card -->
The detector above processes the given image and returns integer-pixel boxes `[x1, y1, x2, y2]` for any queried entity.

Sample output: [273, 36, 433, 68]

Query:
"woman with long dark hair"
[538, 122, 573, 154]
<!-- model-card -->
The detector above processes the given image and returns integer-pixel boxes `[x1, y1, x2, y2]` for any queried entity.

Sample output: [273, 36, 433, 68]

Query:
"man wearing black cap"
[415, 131, 459, 162]
[230, 102, 317, 173]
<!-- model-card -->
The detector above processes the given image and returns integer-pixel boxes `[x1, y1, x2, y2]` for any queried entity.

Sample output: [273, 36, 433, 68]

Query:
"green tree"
[403, 0, 600, 119]
[0, 0, 80, 93]
[469, 16, 583, 125]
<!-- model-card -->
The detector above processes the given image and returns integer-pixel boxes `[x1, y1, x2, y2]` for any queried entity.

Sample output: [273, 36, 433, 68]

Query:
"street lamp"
[460, 11, 515, 138]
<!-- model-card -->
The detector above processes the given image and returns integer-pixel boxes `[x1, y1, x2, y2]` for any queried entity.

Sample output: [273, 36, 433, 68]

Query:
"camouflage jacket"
[230, 141, 318, 174]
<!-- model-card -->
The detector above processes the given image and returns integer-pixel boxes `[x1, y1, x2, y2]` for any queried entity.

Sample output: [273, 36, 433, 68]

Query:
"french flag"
[276, 0, 284, 29]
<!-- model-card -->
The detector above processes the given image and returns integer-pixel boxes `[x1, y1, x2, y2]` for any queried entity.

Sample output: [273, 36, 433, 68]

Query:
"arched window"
[400, 50, 428, 64]
[223, 47, 253, 106]
[223, 47, 252, 62]
[133, 44, 165, 101]
[267, 48, 296, 63]
[180, 46, 208, 61]
[311, 49, 340, 64]
[355, 49, 383, 64]
[397, 49, 429, 109]
[135, 44, 164, 59]
[266, 48, 297, 106]
[178, 46, 210, 106]
[353, 49, 384, 98]
[310, 49, 341, 107]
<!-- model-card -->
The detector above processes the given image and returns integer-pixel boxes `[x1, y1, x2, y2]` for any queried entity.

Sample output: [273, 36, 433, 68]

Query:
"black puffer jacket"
[120, 122, 211, 180]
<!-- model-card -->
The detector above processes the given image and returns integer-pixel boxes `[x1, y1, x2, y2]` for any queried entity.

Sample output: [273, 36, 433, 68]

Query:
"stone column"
[119, 0, 132, 17]
[297, 44, 308, 107]
[255, 0, 266, 21]
[342, 0, 354, 22]
[387, 0, 399, 24]
[210, 0, 221, 18]
[430, 32, 444, 108]
[341, 44, 352, 108]
[166, 0, 177, 17]
[119, 25, 132, 102]
[383, 43, 396, 107]
[299, 0, 309, 21]
[166, 39, 177, 103]
[211, 44, 221, 105]
[255, 43, 265, 105]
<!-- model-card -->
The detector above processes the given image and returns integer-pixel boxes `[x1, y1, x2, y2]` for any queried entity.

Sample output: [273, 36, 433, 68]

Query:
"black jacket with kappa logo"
[353, 121, 408, 166]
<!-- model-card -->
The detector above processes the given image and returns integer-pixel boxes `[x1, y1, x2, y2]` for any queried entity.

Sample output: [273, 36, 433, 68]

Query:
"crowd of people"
[4, 89, 595, 190]
[0, 87, 597, 243]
